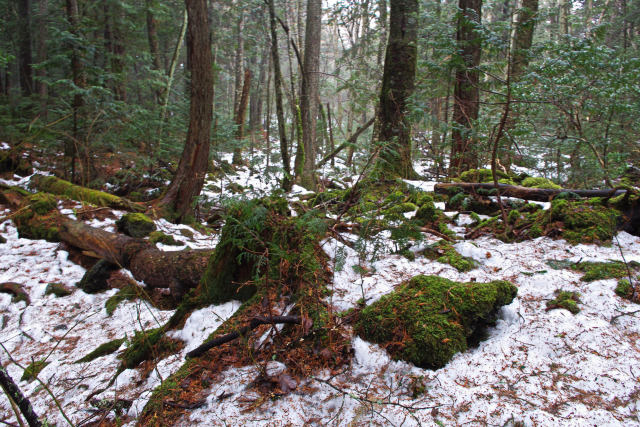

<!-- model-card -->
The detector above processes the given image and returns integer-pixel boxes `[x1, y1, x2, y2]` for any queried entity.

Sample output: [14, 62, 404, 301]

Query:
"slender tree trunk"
[0, 359, 42, 427]
[375, 0, 419, 179]
[327, 103, 336, 167]
[36, 0, 48, 113]
[449, 0, 482, 176]
[267, 0, 292, 190]
[111, 1, 127, 102]
[233, 68, 251, 164]
[501, 0, 539, 170]
[159, 0, 213, 223]
[297, 0, 322, 190]
[233, 7, 244, 116]
[65, 0, 84, 183]
[18, 0, 33, 96]
[146, 0, 164, 104]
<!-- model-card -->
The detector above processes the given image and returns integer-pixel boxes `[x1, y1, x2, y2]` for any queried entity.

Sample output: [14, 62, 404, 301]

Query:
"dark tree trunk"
[159, 0, 213, 223]
[233, 8, 244, 116]
[0, 359, 42, 427]
[146, 0, 164, 104]
[434, 182, 627, 201]
[233, 68, 251, 164]
[267, 0, 292, 190]
[450, 0, 482, 177]
[36, 0, 48, 108]
[65, 0, 85, 183]
[298, 0, 321, 190]
[375, 0, 419, 179]
[18, 0, 33, 96]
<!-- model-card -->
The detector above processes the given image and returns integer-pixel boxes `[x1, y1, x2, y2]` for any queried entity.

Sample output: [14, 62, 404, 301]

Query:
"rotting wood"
[434, 182, 627, 202]
[0, 282, 30, 305]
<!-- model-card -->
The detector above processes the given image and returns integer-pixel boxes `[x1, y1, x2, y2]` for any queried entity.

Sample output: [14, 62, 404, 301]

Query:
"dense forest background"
[1, 0, 639, 202]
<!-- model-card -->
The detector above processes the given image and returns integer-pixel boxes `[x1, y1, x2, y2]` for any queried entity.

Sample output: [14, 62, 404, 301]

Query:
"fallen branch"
[0, 357, 42, 427]
[186, 315, 302, 359]
[0, 283, 30, 305]
[316, 117, 375, 169]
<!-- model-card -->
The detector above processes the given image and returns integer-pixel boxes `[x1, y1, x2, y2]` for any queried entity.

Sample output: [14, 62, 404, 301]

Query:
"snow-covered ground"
[1, 155, 640, 426]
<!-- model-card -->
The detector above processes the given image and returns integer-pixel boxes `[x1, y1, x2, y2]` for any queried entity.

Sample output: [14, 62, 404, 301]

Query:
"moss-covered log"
[435, 182, 626, 201]
[30, 174, 145, 212]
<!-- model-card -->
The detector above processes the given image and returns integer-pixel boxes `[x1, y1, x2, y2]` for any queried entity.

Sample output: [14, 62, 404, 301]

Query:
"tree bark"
[233, 68, 251, 164]
[0, 359, 42, 427]
[18, 0, 33, 96]
[298, 0, 322, 190]
[450, 0, 482, 177]
[159, 0, 213, 223]
[65, 0, 85, 183]
[146, 0, 164, 104]
[35, 0, 48, 105]
[268, 0, 292, 190]
[375, 0, 419, 179]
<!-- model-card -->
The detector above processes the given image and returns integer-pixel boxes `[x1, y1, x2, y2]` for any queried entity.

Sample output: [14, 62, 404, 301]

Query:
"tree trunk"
[36, 0, 48, 106]
[375, 0, 419, 179]
[159, 0, 213, 223]
[267, 0, 292, 190]
[233, 8, 244, 116]
[233, 68, 251, 164]
[501, 0, 539, 170]
[65, 0, 85, 183]
[298, 0, 322, 190]
[18, 0, 33, 96]
[146, 0, 164, 104]
[449, 0, 482, 177]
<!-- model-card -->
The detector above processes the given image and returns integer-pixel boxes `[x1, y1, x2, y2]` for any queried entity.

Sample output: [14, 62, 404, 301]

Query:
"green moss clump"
[547, 199, 620, 244]
[572, 261, 633, 282]
[422, 240, 476, 272]
[120, 327, 174, 369]
[45, 283, 72, 297]
[521, 177, 562, 189]
[355, 275, 517, 369]
[546, 290, 581, 314]
[310, 189, 347, 207]
[105, 283, 146, 315]
[386, 202, 418, 215]
[12, 193, 60, 241]
[414, 200, 439, 224]
[75, 338, 125, 363]
[458, 168, 510, 183]
[615, 279, 639, 302]
[28, 192, 57, 214]
[148, 231, 182, 246]
[508, 210, 520, 224]
[21, 359, 49, 382]
[116, 212, 156, 238]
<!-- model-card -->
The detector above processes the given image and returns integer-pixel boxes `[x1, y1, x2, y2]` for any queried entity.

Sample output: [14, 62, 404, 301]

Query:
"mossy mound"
[116, 213, 156, 238]
[422, 240, 477, 272]
[571, 261, 638, 282]
[21, 359, 49, 382]
[45, 282, 72, 297]
[12, 192, 61, 241]
[355, 275, 517, 369]
[75, 338, 125, 363]
[548, 199, 619, 244]
[76, 260, 119, 293]
[615, 279, 639, 302]
[457, 168, 510, 183]
[120, 328, 177, 369]
[521, 177, 562, 189]
[148, 231, 182, 246]
[546, 290, 581, 314]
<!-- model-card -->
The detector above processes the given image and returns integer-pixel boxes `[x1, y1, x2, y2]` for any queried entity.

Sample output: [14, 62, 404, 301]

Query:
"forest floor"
[1, 146, 640, 426]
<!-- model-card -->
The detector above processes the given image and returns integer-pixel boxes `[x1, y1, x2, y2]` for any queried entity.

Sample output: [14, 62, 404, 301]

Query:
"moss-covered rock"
[148, 230, 182, 246]
[422, 240, 477, 272]
[119, 327, 175, 369]
[355, 275, 517, 369]
[615, 279, 639, 302]
[75, 338, 125, 363]
[76, 260, 119, 293]
[21, 359, 49, 382]
[521, 177, 562, 189]
[116, 212, 156, 238]
[546, 290, 581, 314]
[549, 199, 619, 244]
[45, 282, 72, 297]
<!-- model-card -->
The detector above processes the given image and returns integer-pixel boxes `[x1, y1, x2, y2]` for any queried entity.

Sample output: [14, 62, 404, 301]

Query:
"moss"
[355, 275, 517, 369]
[414, 200, 439, 224]
[28, 192, 57, 214]
[571, 261, 637, 282]
[547, 199, 620, 244]
[21, 359, 49, 382]
[546, 290, 581, 314]
[12, 193, 61, 241]
[116, 212, 156, 238]
[311, 189, 347, 207]
[387, 202, 418, 215]
[554, 191, 582, 201]
[75, 338, 125, 363]
[148, 231, 181, 246]
[45, 282, 72, 297]
[521, 177, 562, 189]
[422, 240, 477, 272]
[77, 259, 119, 293]
[119, 327, 175, 369]
[616, 279, 638, 302]
[458, 168, 510, 183]
[105, 283, 147, 315]
[508, 210, 520, 224]
[31, 175, 142, 211]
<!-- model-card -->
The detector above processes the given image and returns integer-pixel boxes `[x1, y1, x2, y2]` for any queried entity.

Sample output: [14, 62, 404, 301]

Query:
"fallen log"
[434, 182, 627, 202]
[30, 174, 145, 212]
